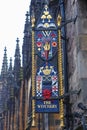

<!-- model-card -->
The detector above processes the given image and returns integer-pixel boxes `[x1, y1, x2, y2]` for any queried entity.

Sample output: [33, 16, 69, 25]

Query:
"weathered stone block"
[78, 18, 87, 34]
[78, 35, 87, 50]
[77, 0, 87, 17]
[79, 78, 87, 103]
[77, 51, 87, 78]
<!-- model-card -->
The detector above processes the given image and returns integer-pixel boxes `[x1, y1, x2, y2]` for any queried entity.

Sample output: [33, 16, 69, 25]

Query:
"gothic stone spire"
[1, 47, 8, 79]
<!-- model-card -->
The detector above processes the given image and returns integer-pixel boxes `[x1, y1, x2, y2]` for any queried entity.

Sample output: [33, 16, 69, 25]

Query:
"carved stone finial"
[57, 15, 62, 26]
[16, 37, 19, 44]
[31, 11, 35, 27]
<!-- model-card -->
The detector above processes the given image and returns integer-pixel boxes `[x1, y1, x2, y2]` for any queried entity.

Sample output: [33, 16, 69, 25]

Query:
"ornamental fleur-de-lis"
[44, 10, 49, 16]
[57, 15, 62, 26]
[31, 15, 35, 27]
[47, 14, 52, 22]
[41, 15, 46, 23]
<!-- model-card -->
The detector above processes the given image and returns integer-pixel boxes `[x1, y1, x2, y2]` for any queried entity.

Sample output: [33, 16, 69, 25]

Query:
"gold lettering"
[37, 105, 41, 108]
[44, 101, 51, 105]
[37, 104, 57, 109]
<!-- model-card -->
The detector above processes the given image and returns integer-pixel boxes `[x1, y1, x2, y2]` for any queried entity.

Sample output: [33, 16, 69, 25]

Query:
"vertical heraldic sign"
[35, 5, 59, 112]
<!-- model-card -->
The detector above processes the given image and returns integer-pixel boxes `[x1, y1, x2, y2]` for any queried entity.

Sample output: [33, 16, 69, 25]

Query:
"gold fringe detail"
[31, 27, 36, 126]
[57, 15, 64, 128]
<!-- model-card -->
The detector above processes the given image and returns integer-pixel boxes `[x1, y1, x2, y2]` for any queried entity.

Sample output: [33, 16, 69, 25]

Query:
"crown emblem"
[42, 65, 53, 75]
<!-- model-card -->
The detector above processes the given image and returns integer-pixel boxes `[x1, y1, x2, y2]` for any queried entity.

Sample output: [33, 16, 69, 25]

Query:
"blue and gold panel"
[35, 30, 58, 60]
[36, 100, 59, 113]
[35, 4, 59, 113]
[36, 63, 59, 112]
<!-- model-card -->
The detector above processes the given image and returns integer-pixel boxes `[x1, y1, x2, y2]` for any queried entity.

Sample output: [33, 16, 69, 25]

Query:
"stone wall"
[65, 0, 87, 121]
[77, 0, 87, 104]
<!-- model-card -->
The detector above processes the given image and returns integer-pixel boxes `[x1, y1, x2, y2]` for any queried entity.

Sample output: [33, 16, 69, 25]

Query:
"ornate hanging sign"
[35, 4, 59, 113]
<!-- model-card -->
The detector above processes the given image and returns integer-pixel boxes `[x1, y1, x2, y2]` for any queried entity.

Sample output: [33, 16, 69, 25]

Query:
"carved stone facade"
[65, 0, 87, 129]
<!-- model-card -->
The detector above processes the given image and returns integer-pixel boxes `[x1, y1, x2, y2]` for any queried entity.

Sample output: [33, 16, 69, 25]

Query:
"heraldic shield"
[35, 30, 58, 61]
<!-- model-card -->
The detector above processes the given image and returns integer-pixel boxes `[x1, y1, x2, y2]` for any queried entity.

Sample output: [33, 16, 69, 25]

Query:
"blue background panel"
[36, 99, 59, 113]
